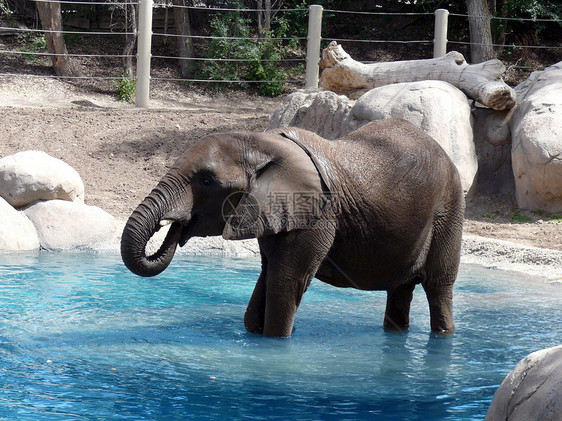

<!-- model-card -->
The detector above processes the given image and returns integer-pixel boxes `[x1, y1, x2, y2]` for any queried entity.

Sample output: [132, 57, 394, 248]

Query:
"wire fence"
[0, 2, 560, 92]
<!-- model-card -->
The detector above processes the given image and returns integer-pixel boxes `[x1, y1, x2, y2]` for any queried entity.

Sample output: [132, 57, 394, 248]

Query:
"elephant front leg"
[383, 282, 416, 332]
[258, 230, 333, 338]
[262, 270, 313, 338]
[244, 271, 267, 334]
[243, 244, 312, 337]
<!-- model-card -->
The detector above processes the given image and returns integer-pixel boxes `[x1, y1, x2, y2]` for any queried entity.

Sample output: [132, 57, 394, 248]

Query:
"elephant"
[121, 119, 465, 338]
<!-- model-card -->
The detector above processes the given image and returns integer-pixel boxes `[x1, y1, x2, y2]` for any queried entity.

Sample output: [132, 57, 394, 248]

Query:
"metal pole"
[305, 5, 323, 89]
[136, 0, 153, 107]
[433, 8, 449, 58]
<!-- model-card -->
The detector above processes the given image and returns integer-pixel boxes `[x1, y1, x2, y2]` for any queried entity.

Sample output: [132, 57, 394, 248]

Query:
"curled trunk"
[121, 193, 182, 277]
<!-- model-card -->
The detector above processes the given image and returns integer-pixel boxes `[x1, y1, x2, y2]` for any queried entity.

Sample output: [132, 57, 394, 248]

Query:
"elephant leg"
[422, 218, 462, 335]
[259, 229, 334, 338]
[244, 269, 267, 334]
[422, 283, 454, 335]
[383, 282, 416, 332]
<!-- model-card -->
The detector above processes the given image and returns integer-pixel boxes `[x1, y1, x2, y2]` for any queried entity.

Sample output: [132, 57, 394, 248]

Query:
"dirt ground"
[0, 75, 560, 252]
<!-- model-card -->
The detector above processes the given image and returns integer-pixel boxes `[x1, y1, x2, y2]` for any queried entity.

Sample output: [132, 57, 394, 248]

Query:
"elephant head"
[121, 129, 332, 278]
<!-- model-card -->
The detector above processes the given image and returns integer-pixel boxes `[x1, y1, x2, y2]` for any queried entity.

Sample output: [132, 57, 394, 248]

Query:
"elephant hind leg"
[384, 282, 416, 332]
[422, 216, 463, 335]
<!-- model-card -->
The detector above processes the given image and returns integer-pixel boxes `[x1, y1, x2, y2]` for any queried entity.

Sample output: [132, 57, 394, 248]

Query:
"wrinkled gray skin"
[121, 119, 465, 338]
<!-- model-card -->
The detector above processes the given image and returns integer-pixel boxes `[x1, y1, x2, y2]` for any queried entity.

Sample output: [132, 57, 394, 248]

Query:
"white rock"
[23, 200, 119, 251]
[0, 150, 85, 207]
[486, 345, 562, 421]
[511, 61, 562, 212]
[350, 81, 478, 195]
[268, 89, 353, 139]
[0, 196, 40, 251]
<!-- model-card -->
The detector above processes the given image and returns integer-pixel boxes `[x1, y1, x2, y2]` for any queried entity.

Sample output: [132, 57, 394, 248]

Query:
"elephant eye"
[197, 171, 216, 187]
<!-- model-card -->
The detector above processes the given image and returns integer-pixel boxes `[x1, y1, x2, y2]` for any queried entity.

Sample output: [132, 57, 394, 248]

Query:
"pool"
[0, 254, 560, 420]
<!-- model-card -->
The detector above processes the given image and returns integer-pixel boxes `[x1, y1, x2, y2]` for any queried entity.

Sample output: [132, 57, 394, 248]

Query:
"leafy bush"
[196, 6, 304, 96]
[114, 74, 136, 103]
[19, 34, 48, 63]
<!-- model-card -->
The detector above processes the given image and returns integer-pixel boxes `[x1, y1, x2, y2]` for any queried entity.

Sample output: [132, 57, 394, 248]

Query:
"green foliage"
[0, 0, 12, 18]
[19, 34, 48, 63]
[500, 0, 562, 21]
[511, 210, 533, 223]
[196, 6, 303, 96]
[495, 0, 562, 38]
[64, 33, 85, 48]
[534, 209, 562, 222]
[114, 74, 136, 103]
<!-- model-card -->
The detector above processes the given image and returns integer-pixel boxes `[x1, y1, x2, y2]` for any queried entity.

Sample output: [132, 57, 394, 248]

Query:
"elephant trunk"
[121, 184, 185, 277]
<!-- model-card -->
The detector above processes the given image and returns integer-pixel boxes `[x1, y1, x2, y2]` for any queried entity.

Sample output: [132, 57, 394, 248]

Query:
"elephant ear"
[223, 130, 333, 240]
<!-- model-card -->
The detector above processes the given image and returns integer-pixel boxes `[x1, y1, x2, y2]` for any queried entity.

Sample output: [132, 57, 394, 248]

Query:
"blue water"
[0, 254, 560, 420]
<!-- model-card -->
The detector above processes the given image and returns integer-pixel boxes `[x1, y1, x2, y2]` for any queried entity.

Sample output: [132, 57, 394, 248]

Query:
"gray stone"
[510, 61, 562, 212]
[0, 196, 40, 251]
[472, 108, 514, 195]
[350, 81, 478, 195]
[23, 200, 119, 251]
[486, 345, 562, 421]
[268, 89, 353, 139]
[0, 150, 85, 208]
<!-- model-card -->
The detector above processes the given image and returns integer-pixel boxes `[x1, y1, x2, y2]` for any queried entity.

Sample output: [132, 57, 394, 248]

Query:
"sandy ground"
[0, 75, 560, 281]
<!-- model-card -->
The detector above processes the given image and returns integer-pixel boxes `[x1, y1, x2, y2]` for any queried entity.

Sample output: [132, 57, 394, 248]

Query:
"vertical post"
[136, 0, 153, 107]
[433, 8, 449, 58]
[305, 5, 323, 89]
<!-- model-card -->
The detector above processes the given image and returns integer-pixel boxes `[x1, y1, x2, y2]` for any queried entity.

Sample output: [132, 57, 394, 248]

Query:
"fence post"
[136, 0, 153, 107]
[433, 8, 449, 58]
[305, 5, 323, 89]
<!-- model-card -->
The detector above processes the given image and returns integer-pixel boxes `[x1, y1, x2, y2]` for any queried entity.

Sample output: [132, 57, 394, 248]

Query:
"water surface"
[0, 253, 560, 420]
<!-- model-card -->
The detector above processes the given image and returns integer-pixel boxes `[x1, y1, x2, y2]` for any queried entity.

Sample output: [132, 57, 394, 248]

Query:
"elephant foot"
[383, 315, 410, 333]
[431, 326, 455, 337]
[244, 310, 264, 335]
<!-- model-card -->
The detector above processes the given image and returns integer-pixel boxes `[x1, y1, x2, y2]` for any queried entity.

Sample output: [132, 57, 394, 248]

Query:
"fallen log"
[319, 41, 516, 110]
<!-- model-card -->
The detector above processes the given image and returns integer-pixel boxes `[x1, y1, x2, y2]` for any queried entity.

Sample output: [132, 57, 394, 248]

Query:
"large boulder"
[510, 61, 562, 212]
[350, 81, 477, 195]
[471, 108, 514, 195]
[268, 89, 353, 140]
[486, 345, 562, 421]
[23, 200, 119, 251]
[0, 196, 40, 251]
[0, 150, 85, 207]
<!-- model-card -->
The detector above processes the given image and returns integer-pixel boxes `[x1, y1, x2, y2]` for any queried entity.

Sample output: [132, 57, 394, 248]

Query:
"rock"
[268, 89, 354, 139]
[350, 81, 478, 195]
[486, 345, 562, 421]
[23, 200, 119, 251]
[472, 108, 514, 195]
[179, 236, 260, 258]
[510, 61, 562, 212]
[0, 196, 40, 251]
[0, 150, 85, 208]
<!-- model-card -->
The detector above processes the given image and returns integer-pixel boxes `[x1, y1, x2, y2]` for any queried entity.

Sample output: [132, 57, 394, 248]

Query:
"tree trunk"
[466, 0, 495, 63]
[319, 42, 516, 110]
[264, 0, 271, 32]
[173, 0, 195, 77]
[257, 0, 263, 34]
[35, 0, 78, 76]
[123, 2, 137, 78]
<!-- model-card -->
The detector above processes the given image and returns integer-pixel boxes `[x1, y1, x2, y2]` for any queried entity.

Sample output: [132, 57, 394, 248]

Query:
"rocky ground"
[0, 75, 560, 281]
